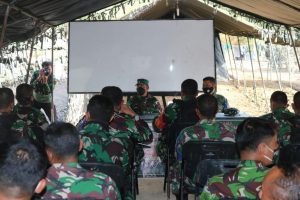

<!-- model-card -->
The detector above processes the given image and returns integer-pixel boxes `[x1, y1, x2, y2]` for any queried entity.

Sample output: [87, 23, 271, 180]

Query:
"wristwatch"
[134, 115, 140, 121]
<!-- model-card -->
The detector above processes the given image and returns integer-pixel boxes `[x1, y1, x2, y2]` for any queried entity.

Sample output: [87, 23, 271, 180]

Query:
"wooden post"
[51, 27, 55, 122]
[254, 38, 269, 111]
[228, 35, 239, 87]
[288, 27, 300, 72]
[218, 33, 230, 81]
[0, 5, 10, 49]
[247, 37, 258, 104]
[224, 34, 235, 82]
[269, 35, 283, 91]
[25, 37, 35, 83]
[237, 36, 246, 93]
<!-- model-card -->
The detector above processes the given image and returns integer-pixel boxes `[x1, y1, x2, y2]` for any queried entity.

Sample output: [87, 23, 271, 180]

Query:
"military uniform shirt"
[79, 122, 129, 172]
[42, 162, 121, 200]
[127, 94, 161, 115]
[30, 70, 53, 103]
[214, 93, 229, 113]
[261, 107, 294, 145]
[200, 160, 269, 200]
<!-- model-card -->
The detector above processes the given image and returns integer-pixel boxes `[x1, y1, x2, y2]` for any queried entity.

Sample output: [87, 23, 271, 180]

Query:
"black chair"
[180, 140, 238, 200]
[194, 159, 240, 197]
[80, 162, 126, 199]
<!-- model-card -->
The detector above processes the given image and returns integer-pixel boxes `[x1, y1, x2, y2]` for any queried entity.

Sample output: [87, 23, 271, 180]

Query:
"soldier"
[42, 122, 120, 199]
[30, 61, 53, 120]
[200, 117, 278, 200]
[102, 86, 153, 164]
[0, 88, 17, 131]
[78, 95, 131, 199]
[292, 91, 300, 115]
[0, 139, 47, 200]
[13, 84, 48, 145]
[261, 91, 294, 145]
[127, 78, 162, 115]
[154, 79, 199, 163]
[171, 94, 235, 198]
[202, 76, 229, 112]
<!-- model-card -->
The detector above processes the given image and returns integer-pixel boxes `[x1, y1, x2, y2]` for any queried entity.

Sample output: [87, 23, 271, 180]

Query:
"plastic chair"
[180, 141, 238, 200]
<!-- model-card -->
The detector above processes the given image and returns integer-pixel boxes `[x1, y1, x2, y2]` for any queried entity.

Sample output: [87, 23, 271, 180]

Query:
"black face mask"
[137, 87, 145, 96]
[202, 87, 215, 95]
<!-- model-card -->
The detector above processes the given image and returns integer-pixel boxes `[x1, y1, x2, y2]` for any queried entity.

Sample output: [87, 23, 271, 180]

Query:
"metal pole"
[25, 38, 35, 83]
[286, 46, 292, 88]
[246, 37, 258, 104]
[0, 5, 10, 49]
[237, 36, 246, 93]
[287, 27, 300, 72]
[254, 38, 269, 111]
[218, 33, 230, 81]
[228, 35, 239, 87]
[224, 34, 235, 82]
[269, 35, 283, 91]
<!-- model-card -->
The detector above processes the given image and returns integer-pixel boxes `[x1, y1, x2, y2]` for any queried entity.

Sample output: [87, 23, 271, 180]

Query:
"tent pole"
[25, 37, 35, 83]
[228, 35, 239, 87]
[287, 27, 300, 72]
[218, 33, 230, 81]
[51, 27, 55, 122]
[246, 37, 258, 104]
[0, 5, 10, 49]
[237, 36, 246, 93]
[224, 34, 235, 83]
[254, 38, 269, 111]
[286, 47, 292, 88]
[269, 35, 283, 91]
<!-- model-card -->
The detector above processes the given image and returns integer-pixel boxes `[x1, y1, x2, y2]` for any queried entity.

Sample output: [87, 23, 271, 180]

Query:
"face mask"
[203, 87, 215, 95]
[263, 144, 279, 163]
[137, 87, 145, 96]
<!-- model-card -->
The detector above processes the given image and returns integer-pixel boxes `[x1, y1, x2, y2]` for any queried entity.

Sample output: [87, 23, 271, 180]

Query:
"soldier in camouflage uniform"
[0, 139, 47, 200]
[102, 86, 153, 165]
[42, 122, 120, 200]
[261, 91, 294, 145]
[127, 79, 162, 115]
[78, 95, 131, 199]
[30, 61, 53, 119]
[200, 117, 279, 200]
[12, 84, 48, 145]
[153, 79, 199, 163]
[171, 94, 235, 197]
[202, 76, 229, 113]
[0, 88, 17, 131]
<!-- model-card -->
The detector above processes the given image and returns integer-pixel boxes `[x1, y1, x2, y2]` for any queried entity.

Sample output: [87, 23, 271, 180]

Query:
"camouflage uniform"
[110, 112, 153, 164]
[261, 107, 294, 145]
[78, 121, 132, 200]
[42, 162, 121, 200]
[12, 104, 48, 144]
[171, 119, 235, 194]
[200, 160, 269, 200]
[127, 94, 161, 115]
[30, 70, 53, 104]
[214, 93, 229, 113]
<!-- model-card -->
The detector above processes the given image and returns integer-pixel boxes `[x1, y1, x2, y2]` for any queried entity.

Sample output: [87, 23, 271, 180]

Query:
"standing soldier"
[127, 79, 162, 115]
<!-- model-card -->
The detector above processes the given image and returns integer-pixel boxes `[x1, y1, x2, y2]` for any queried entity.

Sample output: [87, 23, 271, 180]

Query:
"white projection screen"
[68, 20, 215, 93]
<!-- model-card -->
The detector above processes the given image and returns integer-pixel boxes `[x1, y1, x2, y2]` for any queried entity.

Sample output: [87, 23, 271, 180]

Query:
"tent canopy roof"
[0, 0, 300, 46]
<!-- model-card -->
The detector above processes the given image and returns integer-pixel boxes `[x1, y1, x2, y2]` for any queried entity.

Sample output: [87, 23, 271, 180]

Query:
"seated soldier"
[102, 86, 153, 164]
[13, 84, 48, 145]
[292, 91, 300, 116]
[0, 88, 17, 131]
[154, 79, 199, 163]
[202, 76, 229, 112]
[127, 78, 162, 115]
[200, 117, 278, 200]
[261, 144, 300, 200]
[171, 94, 235, 197]
[261, 91, 294, 145]
[289, 91, 300, 143]
[0, 139, 47, 200]
[42, 122, 120, 199]
[78, 95, 131, 199]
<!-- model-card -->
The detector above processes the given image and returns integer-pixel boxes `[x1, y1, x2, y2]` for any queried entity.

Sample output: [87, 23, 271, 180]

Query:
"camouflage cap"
[136, 79, 149, 85]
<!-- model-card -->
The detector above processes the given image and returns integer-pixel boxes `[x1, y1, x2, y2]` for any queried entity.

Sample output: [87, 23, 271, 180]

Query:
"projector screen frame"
[67, 19, 216, 94]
